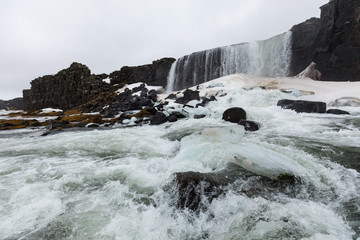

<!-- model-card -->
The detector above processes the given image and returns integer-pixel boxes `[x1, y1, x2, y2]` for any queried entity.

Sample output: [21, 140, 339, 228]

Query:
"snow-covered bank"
[163, 74, 360, 105]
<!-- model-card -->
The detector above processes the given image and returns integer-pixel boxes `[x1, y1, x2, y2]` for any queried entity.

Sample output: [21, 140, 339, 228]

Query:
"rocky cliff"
[290, 0, 360, 80]
[109, 58, 175, 87]
[23, 63, 111, 111]
[0, 98, 24, 110]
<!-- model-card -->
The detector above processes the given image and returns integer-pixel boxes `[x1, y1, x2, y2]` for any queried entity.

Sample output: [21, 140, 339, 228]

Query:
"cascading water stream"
[166, 31, 292, 92]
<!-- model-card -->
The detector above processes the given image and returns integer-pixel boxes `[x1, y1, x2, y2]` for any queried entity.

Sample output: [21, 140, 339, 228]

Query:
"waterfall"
[166, 31, 292, 91]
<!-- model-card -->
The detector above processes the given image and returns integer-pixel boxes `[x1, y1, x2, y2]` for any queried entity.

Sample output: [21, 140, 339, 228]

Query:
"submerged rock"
[328, 97, 360, 107]
[326, 109, 350, 115]
[169, 164, 301, 213]
[238, 120, 260, 132]
[222, 107, 247, 123]
[277, 99, 326, 113]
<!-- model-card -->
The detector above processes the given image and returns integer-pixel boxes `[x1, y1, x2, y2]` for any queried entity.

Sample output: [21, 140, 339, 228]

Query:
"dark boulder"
[150, 112, 168, 125]
[277, 99, 326, 113]
[238, 120, 259, 132]
[175, 89, 200, 104]
[222, 107, 247, 123]
[167, 114, 178, 122]
[170, 170, 234, 212]
[326, 109, 350, 115]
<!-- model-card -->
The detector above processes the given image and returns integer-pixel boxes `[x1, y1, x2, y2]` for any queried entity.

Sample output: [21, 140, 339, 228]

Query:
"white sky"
[0, 0, 328, 100]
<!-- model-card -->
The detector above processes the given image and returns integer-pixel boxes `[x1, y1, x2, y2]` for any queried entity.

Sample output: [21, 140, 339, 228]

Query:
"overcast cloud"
[0, 0, 328, 100]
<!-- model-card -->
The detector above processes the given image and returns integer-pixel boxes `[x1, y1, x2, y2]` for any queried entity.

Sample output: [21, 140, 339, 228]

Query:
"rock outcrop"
[109, 58, 176, 87]
[290, 18, 321, 77]
[23, 63, 112, 111]
[0, 98, 24, 110]
[290, 0, 360, 81]
[277, 99, 327, 113]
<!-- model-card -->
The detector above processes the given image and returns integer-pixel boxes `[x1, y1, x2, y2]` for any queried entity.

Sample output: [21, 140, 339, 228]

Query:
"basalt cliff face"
[23, 63, 112, 111]
[290, 0, 360, 80]
[109, 58, 175, 87]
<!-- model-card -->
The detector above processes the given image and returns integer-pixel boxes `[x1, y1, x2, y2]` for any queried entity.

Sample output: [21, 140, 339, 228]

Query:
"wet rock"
[51, 121, 72, 130]
[326, 109, 350, 115]
[150, 112, 168, 125]
[238, 120, 259, 131]
[277, 99, 326, 113]
[222, 107, 247, 123]
[165, 93, 177, 99]
[167, 114, 178, 122]
[87, 123, 100, 128]
[175, 89, 200, 104]
[196, 97, 216, 108]
[171, 171, 233, 212]
[194, 114, 206, 119]
[102, 88, 157, 118]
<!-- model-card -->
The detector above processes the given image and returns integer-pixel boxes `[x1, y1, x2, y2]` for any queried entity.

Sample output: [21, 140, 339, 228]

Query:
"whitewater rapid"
[1, 80, 360, 239]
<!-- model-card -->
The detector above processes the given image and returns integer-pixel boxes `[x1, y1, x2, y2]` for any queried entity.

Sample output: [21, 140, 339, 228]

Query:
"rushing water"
[1, 87, 360, 240]
[166, 32, 292, 92]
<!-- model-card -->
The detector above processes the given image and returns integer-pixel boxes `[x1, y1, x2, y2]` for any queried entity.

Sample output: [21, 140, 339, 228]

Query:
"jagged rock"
[277, 99, 326, 113]
[297, 62, 322, 80]
[238, 120, 259, 131]
[326, 109, 350, 115]
[170, 111, 186, 119]
[109, 58, 176, 87]
[23, 62, 112, 111]
[290, 0, 360, 81]
[175, 89, 200, 104]
[222, 107, 247, 123]
[290, 18, 321, 76]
